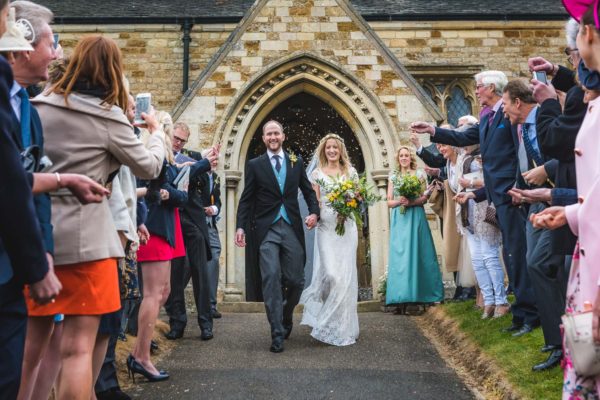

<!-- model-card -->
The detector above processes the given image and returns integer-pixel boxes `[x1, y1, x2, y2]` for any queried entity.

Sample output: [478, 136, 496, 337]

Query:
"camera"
[533, 71, 548, 84]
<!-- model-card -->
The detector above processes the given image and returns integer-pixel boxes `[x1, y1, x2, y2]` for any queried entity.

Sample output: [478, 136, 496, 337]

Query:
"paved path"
[129, 312, 474, 400]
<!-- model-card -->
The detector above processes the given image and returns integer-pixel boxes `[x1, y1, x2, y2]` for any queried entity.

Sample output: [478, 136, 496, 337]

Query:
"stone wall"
[53, 19, 566, 136]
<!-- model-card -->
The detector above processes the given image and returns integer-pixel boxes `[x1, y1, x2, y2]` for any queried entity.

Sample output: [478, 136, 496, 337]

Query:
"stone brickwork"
[53, 20, 566, 135]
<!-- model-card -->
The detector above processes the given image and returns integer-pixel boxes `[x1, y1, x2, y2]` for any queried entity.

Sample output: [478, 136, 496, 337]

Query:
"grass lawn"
[442, 299, 563, 400]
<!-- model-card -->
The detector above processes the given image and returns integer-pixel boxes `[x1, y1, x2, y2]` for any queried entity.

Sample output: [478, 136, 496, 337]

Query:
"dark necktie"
[18, 88, 32, 148]
[521, 123, 543, 166]
[273, 155, 281, 172]
[487, 109, 496, 128]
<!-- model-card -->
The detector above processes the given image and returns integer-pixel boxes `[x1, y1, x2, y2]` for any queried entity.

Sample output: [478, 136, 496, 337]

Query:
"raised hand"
[528, 56, 555, 74]
[409, 122, 435, 135]
[409, 133, 421, 148]
[531, 79, 558, 104]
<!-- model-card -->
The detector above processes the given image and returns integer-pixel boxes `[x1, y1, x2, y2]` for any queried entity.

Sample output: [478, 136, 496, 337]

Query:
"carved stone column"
[370, 169, 391, 299]
[223, 170, 244, 302]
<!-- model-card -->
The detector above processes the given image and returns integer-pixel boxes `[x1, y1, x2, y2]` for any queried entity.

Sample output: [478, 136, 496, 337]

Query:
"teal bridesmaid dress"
[386, 171, 444, 305]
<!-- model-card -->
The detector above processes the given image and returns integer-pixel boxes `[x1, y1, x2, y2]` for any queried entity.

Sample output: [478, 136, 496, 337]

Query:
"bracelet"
[55, 172, 62, 189]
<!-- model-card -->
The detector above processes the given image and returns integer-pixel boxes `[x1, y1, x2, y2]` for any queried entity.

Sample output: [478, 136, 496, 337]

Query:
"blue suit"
[432, 108, 538, 326]
[0, 56, 49, 399]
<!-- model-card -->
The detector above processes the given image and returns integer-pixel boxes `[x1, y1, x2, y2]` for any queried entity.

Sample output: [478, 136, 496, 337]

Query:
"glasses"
[173, 136, 188, 144]
[475, 83, 488, 90]
[565, 47, 579, 66]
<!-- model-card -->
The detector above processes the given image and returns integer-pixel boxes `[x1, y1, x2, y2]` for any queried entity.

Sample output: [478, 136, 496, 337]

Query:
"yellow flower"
[347, 199, 358, 208]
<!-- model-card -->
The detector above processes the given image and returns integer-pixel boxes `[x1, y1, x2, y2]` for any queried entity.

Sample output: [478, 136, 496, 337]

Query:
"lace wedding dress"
[300, 167, 359, 346]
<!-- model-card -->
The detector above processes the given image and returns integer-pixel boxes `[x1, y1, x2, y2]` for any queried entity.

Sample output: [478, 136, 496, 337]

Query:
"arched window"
[445, 85, 472, 127]
[418, 78, 478, 126]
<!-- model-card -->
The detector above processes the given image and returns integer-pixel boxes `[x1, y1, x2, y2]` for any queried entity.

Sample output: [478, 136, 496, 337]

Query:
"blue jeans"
[466, 232, 507, 306]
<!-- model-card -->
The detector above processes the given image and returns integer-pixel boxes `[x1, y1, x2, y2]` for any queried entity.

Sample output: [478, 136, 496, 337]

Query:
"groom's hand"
[305, 214, 318, 230]
[235, 228, 246, 247]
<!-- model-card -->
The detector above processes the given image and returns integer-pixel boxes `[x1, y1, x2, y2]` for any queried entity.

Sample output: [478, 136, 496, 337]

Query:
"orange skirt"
[26, 258, 121, 316]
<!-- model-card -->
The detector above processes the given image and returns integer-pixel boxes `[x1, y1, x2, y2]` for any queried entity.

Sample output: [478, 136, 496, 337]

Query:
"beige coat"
[32, 92, 165, 266]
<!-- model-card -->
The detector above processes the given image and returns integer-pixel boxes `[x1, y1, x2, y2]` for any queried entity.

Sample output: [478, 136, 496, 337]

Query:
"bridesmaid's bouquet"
[391, 173, 423, 214]
[317, 175, 381, 236]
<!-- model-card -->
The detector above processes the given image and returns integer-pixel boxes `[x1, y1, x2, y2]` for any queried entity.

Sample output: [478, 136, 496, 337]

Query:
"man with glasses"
[164, 122, 216, 341]
[411, 70, 539, 338]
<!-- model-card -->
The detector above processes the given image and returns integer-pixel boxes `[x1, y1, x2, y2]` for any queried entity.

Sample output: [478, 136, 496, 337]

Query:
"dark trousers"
[165, 215, 212, 331]
[94, 331, 119, 393]
[207, 223, 221, 309]
[0, 280, 27, 400]
[259, 219, 305, 339]
[495, 203, 539, 325]
[526, 203, 566, 346]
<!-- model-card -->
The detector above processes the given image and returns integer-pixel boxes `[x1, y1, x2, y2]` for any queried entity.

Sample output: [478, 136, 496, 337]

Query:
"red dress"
[137, 209, 186, 262]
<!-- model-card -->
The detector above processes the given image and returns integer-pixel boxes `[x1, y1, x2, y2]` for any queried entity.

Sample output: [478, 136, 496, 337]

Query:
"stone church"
[39, 0, 567, 302]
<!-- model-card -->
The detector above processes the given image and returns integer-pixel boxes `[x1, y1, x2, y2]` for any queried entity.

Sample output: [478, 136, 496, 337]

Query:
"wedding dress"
[300, 167, 359, 346]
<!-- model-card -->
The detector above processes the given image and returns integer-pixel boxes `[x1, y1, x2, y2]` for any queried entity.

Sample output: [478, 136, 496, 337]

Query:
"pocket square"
[497, 123, 505, 129]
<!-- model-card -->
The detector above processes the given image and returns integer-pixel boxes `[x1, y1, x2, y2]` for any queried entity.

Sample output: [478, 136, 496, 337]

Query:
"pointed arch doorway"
[244, 92, 372, 302]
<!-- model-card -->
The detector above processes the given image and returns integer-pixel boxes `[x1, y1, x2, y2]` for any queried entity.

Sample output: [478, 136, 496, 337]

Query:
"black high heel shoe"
[126, 354, 169, 383]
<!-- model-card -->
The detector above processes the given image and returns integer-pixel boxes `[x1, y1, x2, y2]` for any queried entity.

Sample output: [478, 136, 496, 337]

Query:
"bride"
[300, 133, 359, 346]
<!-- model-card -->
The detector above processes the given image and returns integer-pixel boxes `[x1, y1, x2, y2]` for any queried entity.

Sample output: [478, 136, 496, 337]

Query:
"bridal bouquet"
[317, 175, 381, 236]
[391, 173, 424, 214]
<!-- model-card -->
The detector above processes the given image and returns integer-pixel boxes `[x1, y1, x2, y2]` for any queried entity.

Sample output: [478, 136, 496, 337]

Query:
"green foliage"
[317, 174, 381, 235]
[443, 299, 562, 400]
[391, 172, 424, 214]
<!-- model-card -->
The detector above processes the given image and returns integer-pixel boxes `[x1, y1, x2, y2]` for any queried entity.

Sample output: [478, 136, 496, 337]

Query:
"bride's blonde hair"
[316, 133, 352, 175]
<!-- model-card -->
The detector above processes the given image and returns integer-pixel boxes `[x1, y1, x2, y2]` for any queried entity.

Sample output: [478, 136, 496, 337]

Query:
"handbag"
[428, 185, 444, 218]
[562, 311, 600, 376]
[483, 203, 499, 228]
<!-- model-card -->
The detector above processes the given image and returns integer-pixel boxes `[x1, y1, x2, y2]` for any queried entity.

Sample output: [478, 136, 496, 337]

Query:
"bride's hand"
[399, 196, 410, 207]
[305, 214, 318, 229]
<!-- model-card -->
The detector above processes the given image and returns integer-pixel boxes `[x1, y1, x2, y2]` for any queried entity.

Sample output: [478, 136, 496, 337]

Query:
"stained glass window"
[445, 86, 472, 127]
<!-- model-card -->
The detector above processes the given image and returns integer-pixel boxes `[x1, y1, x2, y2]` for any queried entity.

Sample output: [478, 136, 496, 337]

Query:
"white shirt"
[9, 81, 23, 121]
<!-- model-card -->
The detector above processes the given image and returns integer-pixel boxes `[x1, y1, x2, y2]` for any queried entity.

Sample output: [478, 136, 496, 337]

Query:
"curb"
[415, 306, 522, 400]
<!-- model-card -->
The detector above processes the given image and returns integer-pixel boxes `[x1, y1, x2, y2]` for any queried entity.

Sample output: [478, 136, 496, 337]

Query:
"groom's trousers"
[259, 219, 305, 338]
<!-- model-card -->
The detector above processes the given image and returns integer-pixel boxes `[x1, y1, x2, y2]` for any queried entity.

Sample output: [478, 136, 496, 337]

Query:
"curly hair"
[315, 133, 352, 175]
[395, 145, 418, 172]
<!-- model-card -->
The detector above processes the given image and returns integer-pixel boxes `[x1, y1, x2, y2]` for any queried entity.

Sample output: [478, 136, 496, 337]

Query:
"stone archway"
[215, 53, 396, 302]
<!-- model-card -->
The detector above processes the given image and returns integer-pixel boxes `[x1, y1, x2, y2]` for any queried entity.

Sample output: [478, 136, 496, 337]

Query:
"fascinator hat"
[0, 7, 34, 52]
[562, 0, 600, 29]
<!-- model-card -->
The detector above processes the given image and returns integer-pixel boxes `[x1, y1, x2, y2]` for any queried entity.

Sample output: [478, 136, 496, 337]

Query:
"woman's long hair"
[315, 133, 352, 175]
[395, 145, 418, 172]
[48, 35, 128, 111]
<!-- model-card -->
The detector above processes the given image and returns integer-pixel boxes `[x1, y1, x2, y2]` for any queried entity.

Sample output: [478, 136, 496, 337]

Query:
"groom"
[235, 120, 319, 353]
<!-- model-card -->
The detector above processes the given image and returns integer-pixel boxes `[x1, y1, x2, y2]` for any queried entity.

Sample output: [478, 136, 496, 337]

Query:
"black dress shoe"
[541, 344, 561, 353]
[150, 340, 159, 352]
[96, 387, 131, 400]
[165, 329, 184, 340]
[512, 323, 535, 337]
[284, 323, 293, 340]
[211, 309, 222, 319]
[501, 323, 523, 333]
[532, 350, 563, 371]
[200, 328, 214, 341]
[270, 337, 284, 353]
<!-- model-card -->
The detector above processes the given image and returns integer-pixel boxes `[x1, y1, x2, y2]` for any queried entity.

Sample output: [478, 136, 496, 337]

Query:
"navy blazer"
[144, 162, 189, 247]
[432, 107, 519, 207]
[0, 56, 48, 287]
[10, 88, 54, 255]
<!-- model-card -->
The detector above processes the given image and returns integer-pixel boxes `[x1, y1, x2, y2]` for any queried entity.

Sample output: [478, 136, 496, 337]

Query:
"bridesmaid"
[385, 146, 443, 312]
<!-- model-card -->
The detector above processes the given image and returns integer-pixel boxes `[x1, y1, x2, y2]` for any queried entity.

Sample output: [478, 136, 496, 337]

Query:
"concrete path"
[128, 312, 474, 400]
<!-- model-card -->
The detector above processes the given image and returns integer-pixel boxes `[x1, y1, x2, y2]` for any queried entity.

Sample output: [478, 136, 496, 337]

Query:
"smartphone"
[134, 93, 151, 125]
[53, 33, 59, 49]
[533, 71, 548, 84]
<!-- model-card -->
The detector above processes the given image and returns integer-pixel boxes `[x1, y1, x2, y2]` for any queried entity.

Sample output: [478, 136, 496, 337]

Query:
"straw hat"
[0, 7, 34, 52]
